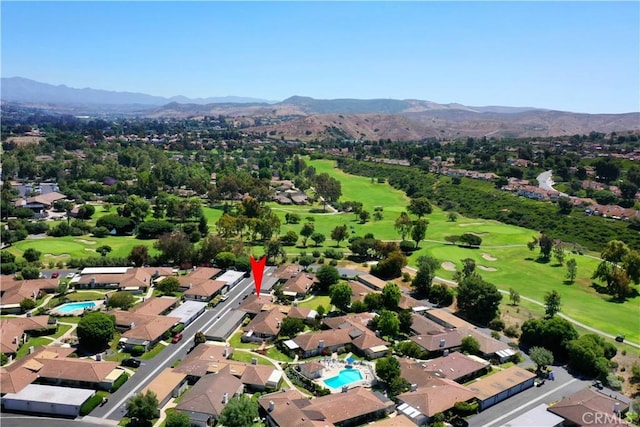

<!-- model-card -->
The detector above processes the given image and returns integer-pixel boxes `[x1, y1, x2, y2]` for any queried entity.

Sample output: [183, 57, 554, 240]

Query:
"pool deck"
[50, 300, 104, 316]
[314, 355, 377, 393]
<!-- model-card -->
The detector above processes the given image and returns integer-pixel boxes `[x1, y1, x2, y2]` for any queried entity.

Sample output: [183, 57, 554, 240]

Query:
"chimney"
[13, 336, 18, 344]
[28, 346, 35, 354]
[223, 346, 229, 357]
[251, 358, 258, 365]
[96, 353, 102, 361]
[90, 278, 96, 286]
[410, 384, 417, 392]
[443, 349, 449, 356]
[222, 392, 228, 404]
[341, 386, 348, 393]
[439, 339, 446, 348]
[130, 322, 136, 329]
[268, 401, 275, 412]
[614, 402, 621, 414]
[318, 340, 324, 348]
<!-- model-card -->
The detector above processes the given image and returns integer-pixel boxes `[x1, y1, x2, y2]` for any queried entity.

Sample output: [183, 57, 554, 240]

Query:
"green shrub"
[399, 240, 416, 253]
[504, 325, 520, 338]
[171, 323, 185, 335]
[312, 250, 321, 258]
[491, 331, 501, 340]
[488, 318, 505, 331]
[453, 401, 479, 416]
[324, 248, 344, 260]
[79, 394, 104, 416]
[130, 345, 145, 356]
[111, 373, 129, 392]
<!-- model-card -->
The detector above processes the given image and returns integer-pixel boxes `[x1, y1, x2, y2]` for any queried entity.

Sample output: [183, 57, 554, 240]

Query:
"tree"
[313, 173, 342, 211]
[165, 411, 191, 427]
[364, 293, 383, 311]
[458, 233, 482, 247]
[23, 248, 42, 263]
[21, 266, 40, 279]
[316, 265, 340, 290]
[107, 291, 135, 310]
[529, 346, 554, 373]
[76, 204, 96, 220]
[377, 310, 400, 338]
[624, 250, 640, 285]
[330, 282, 352, 312]
[553, 242, 566, 265]
[155, 231, 194, 265]
[592, 240, 633, 299]
[96, 245, 112, 257]
[411, 219, 428, 249]
[566, 334, 615, 378]
[557, 197, 573, 214]
[375, 356, 400, 385]
[77, 312, 116, 351]
[520, 317, 578, 360]
[453, 258, 476, 282]
[456, 273, 502, 325]
[381, 282, 401, 310]
[538, 234, 554, 261]
[218, 395, 259, 427]
[407, 197, 432, 218]
[126, 391, 159, 426]
[411, 256, 439, 297]
[280, 317, 305, 337]
[330, 224, 348, 247]
[429, 284, 454, 306]
[137, 220, 175, 239]
[359, 210, 371, 223]
[544, 290, 562, 318]
[461, 336, 480, 355]
[566, 258, 577, 283]
[194, 331, 206, 346]
[199, 234, 227, 263]
[285, 212, 301, 224]
[279, 230, 298, 246]
[310, 232, 326, 247]
[300, 223, 315, 247]
[157, 277, 180, 295]
[398, 310, 413, 334]
[128, 245, 150, 267]
[509, 288, 520, 306]
[394, 212, 413, 240]
[20, 298, 36, 312]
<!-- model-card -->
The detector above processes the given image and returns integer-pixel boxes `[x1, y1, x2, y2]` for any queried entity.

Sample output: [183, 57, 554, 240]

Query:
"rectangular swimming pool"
[56, 301, 96, 313]
[323, 368, 363, 389]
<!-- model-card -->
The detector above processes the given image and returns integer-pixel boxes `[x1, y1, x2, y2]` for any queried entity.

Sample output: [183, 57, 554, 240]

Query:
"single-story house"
[110, 311, 179, 351]
[410, 329, 466, 355]
[397, 378, 477, 425]
[173, 344, 233, 382]
[296, 361, 325, 380]
[131, 296, 178, 316]
[183, 279, 226, 302]
[425, 308, 474, 329]
[467, 366, 536, 411]
[280, 273, 316, 299]
[502, 403, 564, 427]
[238, 294, 276, 316]
[166, 301, 207, 326]
[0, 279, 58, 313]
[215, 270, 245, 290]
[547, 387, 630, 426]
[410, 313, 445, 336]
[177, 267, 222, 292]
[140, 368, 188, 408]
[1, 384, 94, 417]
[356, 274, 388, 291]
[348, 280, 377, 303]
[175, 373, 244, 427]
[259, 387, 393, 427]
[242, 308, 283, 343]
[13, 191, 67, 214]
[404, 352, 490, 384]
[36, 358, 124, 391]
[75, 267, 151, 293]
[0, 347, 74, 395]
[286, 306, 317, 323]
[1, 316, 56, 358]
[204, 310, 247, 342]
[288, 329, 353, 358]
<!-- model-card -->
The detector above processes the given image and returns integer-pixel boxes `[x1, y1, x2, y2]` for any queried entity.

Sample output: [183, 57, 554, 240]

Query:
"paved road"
[537, 169, 568, 197]
[89, 268, 274, 421]
[0, 415, 117, 427]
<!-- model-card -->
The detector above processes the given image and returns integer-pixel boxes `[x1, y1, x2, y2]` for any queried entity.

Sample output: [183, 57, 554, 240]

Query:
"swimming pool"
[323, 368, 363, 389]
[56, 301, 96, 313]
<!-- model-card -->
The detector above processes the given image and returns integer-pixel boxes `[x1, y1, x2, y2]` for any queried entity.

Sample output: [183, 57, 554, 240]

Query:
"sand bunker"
[482, 253, 497, 261]
[478, 265, 497, 272]
[44, 253, 70, 259]
[75, 239, 96, 245]
[459, 222, 484, 227]
[441, 262, 457, 271]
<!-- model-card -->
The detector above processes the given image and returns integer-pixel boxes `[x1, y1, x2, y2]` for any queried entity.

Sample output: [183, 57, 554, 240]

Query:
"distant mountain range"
[0, 77, 275, 106]
[2, 77, 639, 139]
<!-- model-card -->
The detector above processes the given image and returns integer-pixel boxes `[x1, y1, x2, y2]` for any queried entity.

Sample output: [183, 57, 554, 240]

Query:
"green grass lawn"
[64, 291, 108, 302]
[266, 346, 293, 362]
[55, 316, 83, 324]
[16, 336, 53, 358]
[8, 235, 159, 260]
[51, 323, 72, 339]
[141, 342, 168, 360]
[229, 350, 274, 366]
[297, 295, 332, 311]
[228, 331, 263, 349]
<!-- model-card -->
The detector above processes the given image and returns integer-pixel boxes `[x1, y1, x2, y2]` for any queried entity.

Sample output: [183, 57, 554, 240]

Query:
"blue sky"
[2, 1, 639, 113]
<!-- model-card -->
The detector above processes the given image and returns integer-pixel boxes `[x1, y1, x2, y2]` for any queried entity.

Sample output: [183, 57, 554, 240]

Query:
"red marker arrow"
[250, 255, 267, 295]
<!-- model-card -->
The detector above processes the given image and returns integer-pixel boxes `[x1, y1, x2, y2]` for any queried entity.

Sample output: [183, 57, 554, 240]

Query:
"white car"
[66, 273, 76, 279]
[220, 294, 229, 301]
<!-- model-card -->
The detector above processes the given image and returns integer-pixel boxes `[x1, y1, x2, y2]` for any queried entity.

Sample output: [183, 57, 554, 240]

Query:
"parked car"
[121, 358, 141, 368]
[66, 272, 76, 279]
[615, 335, 625, 342]
[592, 380, 603, 390]
[172, 333, 183, 344]
[220, 294, 229, 301]
[51, 272, 59, 278]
